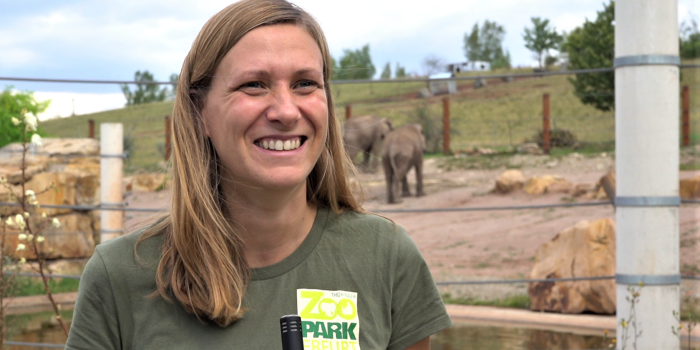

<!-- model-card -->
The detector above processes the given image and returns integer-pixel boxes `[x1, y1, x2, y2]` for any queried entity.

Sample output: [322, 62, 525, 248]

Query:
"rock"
[476, 147, 497, 156]
[0, 183, 21, 216]
[25, 172, 78, 215]
[516, 143, 542, 155]
[64, 160, 100, 206]
[524, 175, 570, 195]
[131, 173, 168, 192]
[572, 183, 594, 197]
[547, 181, 573, 194]
[494, 170, 526, 194]
[0, 158, 51, 185]
[41, 138, 99, 157]
[418, 88, 432, 98]
[474, 78, 488, 89]
[5, 213, 97, 260]
[598, 171, 615, 201]
[545, 160, 558, 168]
[528, 218, 616, 314]
[680, 175, 700, 199]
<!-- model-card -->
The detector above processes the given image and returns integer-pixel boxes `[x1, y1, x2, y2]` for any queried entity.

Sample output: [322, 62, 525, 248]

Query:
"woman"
[66, 1, 451, 349]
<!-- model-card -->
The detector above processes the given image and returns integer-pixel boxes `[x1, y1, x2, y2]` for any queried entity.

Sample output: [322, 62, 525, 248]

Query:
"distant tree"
[395, 63, 407, 78]
[119, 70, 169, 106]
[523, 17, 563, 68]
[0, 86, 50, 148]
[168, 73, 179, 100]
[380, 62, 392, 79]
[565, 1, 614, 111]
[421, 55, 445, 76]
[680, 15, 700, 59]
[463, 20, 510, 68]
[335, 44, 376, 80]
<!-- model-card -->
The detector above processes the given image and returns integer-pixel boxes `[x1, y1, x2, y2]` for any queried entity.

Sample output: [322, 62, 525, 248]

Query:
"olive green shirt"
[66, 207, 451, 349]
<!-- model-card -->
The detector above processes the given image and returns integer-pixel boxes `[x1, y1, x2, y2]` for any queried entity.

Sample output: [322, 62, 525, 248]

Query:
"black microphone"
[280, 314, 304, 350]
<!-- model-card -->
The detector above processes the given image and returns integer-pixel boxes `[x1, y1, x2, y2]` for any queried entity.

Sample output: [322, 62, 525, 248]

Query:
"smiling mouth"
[255, 137, 306, 151]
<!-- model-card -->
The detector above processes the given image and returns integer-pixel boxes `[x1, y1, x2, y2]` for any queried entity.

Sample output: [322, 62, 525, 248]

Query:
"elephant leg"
[401, 174, 411, 197]
[383, 156, 397, 204]
[368, 138, 383, 174]
[361, 149, 371, 172]
[415, 156, 425, 197]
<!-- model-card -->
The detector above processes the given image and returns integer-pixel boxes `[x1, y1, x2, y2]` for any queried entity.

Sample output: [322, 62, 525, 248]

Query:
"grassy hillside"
[41, 61, 700, 173]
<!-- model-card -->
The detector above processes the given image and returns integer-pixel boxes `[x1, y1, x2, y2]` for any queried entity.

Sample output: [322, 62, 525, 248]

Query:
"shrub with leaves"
[533, 128, 578, 148]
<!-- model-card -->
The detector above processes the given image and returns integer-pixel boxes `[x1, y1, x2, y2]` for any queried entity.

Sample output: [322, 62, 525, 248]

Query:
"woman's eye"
[296, 80, 319, 90]
[240, 81, 262, 90]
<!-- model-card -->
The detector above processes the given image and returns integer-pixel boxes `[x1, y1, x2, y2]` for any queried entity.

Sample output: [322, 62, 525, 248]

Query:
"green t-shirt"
[66, 207, 452, 350]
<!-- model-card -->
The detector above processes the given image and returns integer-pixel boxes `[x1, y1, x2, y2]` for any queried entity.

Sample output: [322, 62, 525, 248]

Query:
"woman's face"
[201, 24, 328, 194]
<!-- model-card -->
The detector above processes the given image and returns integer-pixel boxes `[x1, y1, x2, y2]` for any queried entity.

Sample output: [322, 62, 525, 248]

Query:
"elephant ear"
[384, 119, 393, 131]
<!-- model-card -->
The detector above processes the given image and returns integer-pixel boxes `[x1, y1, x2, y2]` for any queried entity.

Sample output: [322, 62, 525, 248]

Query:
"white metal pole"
[615, 1, 680, 350]
[100, 123, 124, 243]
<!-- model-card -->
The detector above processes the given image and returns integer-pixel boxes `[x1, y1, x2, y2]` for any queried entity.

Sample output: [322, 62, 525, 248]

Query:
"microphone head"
[280, 314, 304, 350]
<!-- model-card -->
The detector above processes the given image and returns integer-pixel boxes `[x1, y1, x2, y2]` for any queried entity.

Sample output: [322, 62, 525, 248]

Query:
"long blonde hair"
[139, 0, 362, 327]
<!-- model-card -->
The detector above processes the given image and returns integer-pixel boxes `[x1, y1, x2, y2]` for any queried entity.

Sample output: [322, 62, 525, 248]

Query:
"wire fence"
[2, 65, 700, 349]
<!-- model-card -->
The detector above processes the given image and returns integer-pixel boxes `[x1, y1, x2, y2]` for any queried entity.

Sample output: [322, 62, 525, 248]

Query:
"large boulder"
[129, 173, 168, 192]
[64, 159, 100, 206]
[524, 175, 571, 195]
[4, 213, 97, 260]
[528, 219, 616, 314]
[680, 175, 700, 199]
[494, 170, 526, 193]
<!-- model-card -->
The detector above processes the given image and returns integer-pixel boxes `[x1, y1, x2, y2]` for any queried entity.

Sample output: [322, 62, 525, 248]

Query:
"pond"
[431, 321, 608, 350]
[3, 313, 697, 350]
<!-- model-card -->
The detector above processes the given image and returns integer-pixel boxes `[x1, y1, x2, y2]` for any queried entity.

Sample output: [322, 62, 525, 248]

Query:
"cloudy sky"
[1, 0, 698, 120]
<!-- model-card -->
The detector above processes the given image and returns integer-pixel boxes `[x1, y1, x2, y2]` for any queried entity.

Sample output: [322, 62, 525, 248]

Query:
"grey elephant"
[342, 115, 393, 173]
[382, 124, 426, 204]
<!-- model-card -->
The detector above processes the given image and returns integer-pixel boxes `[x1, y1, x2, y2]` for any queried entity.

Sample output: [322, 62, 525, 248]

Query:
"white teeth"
[258, 138, 302, 151]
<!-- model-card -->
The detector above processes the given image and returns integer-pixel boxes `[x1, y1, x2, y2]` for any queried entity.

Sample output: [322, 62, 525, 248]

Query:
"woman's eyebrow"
[293, 68, 323, 78]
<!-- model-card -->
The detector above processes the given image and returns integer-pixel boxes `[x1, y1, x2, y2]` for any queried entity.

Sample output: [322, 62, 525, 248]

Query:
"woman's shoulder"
[323, 208, 413, 247]
[94, 222, 165, 267]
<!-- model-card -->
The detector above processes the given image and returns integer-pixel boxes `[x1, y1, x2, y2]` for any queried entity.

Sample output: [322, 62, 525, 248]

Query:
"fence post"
[443, 97, 450, 155]
[88, 119, 95, 139]
[542, 93, 550, 155]
[683, 85, 690, 147]
[100, 123, 124, 243]
[165, 115, 172, 161]
[345, 104, 352, 121]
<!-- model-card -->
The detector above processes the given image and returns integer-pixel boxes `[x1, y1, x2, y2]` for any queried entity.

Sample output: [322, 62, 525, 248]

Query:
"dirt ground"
[124, 151, 700, 300]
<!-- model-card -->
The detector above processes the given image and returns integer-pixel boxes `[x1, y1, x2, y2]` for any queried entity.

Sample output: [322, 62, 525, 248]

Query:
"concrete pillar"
[100, 123, 124, 243]
[615, 1, 680, 350]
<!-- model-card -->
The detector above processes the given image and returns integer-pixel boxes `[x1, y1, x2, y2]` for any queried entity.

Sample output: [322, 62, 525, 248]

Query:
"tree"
[421, 55, 445, 76]
[565, 1, 614, 111]
[335, 44, 376, 80]
[680, 15, 700, 59]
[0, 87, 50, 148]
[523, 17, 563, 68]
[463, 20, 510, 68]
[167, 73, 179, 100]
[380, 62, 392, 79]
[119, 70, 169, 106]
[395, 63, 407, 78]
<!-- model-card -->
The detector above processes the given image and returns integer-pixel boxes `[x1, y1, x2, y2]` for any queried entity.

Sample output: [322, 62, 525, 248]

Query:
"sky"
[0, 0, 698, 120]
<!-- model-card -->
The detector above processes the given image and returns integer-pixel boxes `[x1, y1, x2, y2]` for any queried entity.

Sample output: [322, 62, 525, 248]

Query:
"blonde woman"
[66, 1, 451, 349]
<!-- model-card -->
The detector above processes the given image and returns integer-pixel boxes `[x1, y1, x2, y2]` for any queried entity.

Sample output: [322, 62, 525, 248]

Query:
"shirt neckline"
[251, 206, 329, 281]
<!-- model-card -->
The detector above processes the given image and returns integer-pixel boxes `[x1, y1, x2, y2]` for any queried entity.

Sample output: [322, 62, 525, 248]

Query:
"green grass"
[5, 276, 81, 298]
[39, 61, 700, 173]
[442, 293, 531, 309]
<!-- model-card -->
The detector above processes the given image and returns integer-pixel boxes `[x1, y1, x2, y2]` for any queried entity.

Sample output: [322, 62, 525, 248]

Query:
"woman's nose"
[266, 88, 301, 127]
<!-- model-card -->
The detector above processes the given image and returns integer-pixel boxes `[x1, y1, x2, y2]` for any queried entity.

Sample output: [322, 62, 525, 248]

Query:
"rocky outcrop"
[0, 139, 100, 260]
[494, 170, 526, 193]
[528, 219, 616, 314]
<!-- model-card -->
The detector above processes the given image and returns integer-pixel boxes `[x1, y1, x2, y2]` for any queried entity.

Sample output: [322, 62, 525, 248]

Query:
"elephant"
[342, 115, 393, 173]
[382, 124, 426, 204]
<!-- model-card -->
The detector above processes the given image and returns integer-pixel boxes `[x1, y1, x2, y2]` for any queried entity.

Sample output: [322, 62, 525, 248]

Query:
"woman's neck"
[222, 182, 317, 268]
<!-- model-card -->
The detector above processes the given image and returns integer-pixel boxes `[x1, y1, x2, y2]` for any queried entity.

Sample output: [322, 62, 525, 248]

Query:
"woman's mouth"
[255, 137, 305, 151]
